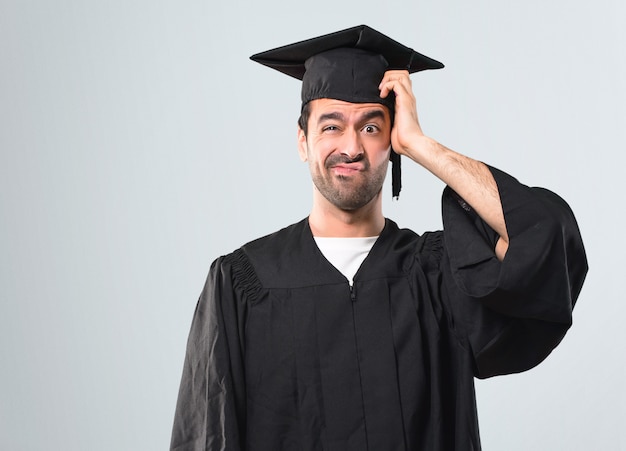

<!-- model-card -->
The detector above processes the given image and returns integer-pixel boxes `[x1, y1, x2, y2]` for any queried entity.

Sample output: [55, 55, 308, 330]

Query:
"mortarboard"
[250, 25, 444, 198]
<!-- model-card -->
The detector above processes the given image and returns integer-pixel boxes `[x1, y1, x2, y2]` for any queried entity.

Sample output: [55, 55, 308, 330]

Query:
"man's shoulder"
[383, 219, 442, 249]
[220, 218, 309, 274]
[202, 220, 307, 291]
[241, 218, 307, 256]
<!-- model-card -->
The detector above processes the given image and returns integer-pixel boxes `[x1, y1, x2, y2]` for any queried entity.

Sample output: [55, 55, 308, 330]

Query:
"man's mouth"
[326, 154, 367, 176]
[331, 162, 365, 176]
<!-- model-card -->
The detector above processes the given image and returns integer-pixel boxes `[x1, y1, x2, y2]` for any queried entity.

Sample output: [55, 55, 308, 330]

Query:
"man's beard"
[311, 153, 388, 211]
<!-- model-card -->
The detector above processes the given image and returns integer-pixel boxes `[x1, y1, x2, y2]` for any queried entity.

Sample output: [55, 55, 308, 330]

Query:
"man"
[170, 25, 587, 450]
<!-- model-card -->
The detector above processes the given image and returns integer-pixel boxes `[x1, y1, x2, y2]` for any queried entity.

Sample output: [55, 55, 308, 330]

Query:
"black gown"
[170, 167, 587, 451]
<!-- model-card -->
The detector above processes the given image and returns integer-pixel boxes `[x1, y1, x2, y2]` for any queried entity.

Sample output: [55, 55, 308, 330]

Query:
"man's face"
[298, 98, 392, 211]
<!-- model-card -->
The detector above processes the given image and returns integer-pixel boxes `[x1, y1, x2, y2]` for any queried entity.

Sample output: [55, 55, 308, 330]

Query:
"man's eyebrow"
[359, 109, 387, 122]
[317, 112, 346, 123]
[316, 109, 387, 124]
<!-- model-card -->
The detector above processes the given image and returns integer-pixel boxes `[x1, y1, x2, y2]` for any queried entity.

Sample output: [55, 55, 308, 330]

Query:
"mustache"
[325, 153, 368, 169]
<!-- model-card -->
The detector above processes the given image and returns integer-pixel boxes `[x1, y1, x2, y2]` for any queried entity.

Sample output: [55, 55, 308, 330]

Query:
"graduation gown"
[170, 167, 587, 451]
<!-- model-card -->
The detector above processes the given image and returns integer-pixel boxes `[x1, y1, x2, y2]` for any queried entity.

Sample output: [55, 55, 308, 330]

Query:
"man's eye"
[323, 125, 339, 132]
[363, 125, 379, 133]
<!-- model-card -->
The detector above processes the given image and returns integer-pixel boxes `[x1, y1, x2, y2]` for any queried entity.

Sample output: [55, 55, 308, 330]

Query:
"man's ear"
[297, 127, 308, 162]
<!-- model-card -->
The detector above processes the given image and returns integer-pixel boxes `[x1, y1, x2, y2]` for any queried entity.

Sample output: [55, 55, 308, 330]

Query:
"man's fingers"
[379, 71, 412, 99]
[379, 79, 409, 99]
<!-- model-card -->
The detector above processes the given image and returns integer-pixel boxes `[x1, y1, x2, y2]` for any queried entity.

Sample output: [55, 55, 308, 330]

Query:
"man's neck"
[308, 192, 385, 237]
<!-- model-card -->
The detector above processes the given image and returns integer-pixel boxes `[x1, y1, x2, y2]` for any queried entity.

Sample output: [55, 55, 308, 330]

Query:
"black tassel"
[391, 150, 401, 199]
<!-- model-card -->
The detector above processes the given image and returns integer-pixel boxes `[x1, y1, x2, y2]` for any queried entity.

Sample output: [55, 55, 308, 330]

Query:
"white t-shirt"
[313, 236, 378, 286]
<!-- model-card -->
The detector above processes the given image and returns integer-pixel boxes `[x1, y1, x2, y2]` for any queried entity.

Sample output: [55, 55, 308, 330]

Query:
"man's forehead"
[310, 99, 390, 121]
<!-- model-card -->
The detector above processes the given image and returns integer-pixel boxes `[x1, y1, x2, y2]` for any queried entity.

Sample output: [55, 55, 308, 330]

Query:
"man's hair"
[297, 102, 311, 135]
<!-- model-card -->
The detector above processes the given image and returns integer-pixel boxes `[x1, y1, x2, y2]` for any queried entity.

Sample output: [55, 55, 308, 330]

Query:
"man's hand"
[379, 70, 425, 156]
[380, 70, 510, 260]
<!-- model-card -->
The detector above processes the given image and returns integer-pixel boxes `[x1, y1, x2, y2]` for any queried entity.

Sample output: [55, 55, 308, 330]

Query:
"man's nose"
[340, 130, 363, 160]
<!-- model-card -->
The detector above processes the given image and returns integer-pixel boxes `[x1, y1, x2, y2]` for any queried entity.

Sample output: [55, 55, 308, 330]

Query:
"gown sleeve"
[170, 250, 254, 450]
[440, 166, 588, 378]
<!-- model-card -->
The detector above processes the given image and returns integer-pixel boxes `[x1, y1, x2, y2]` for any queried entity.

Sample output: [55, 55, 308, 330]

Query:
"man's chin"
[327, 189, 382, 211]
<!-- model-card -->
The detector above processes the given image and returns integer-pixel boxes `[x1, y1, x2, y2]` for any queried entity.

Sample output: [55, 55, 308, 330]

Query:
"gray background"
[1, 0, 624, 449]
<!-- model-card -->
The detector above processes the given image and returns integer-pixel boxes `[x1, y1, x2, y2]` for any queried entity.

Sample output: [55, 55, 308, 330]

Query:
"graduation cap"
[250, 25, 444, 198]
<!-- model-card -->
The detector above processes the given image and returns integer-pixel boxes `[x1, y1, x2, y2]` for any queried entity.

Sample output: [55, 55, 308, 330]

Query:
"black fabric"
[301, 48, 396, 112]
[250, 24, 444, 83]
[250, 24, 443, 116]
[391, 150, 402, 198]
[171, 167, 587, 450]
